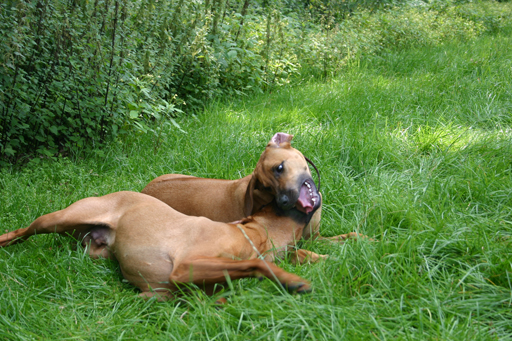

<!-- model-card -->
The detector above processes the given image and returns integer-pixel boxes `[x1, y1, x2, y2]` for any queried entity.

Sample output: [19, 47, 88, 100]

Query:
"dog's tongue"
[296, 182, 315, 214]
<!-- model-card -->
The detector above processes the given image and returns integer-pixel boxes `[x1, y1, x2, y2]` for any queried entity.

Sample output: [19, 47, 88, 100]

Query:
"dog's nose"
[278, 194, 290, 208]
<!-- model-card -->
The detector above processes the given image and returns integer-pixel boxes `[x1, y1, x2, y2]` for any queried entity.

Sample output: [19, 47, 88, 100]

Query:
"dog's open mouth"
[296, 179, 319, 214]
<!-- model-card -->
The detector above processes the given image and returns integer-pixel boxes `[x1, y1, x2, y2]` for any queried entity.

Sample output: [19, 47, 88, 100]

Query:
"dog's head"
[245, 133, 321, 215]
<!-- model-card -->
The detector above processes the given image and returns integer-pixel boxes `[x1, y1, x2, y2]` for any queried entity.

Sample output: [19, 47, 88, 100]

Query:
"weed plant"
[1, 22, 512, 341]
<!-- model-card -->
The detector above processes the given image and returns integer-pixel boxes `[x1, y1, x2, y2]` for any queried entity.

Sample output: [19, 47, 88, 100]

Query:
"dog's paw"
[282, 281, 312, 294]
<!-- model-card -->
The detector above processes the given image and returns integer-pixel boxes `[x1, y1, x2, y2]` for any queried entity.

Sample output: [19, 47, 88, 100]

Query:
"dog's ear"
[269, 132, 294, 147]
[244, 175, 258, 216]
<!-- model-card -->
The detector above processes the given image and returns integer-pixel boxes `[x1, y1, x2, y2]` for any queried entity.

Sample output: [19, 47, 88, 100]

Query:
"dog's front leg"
[289, 249, 327, 265]
[169, 257, 311, 294]
[317, 232, 370, 243]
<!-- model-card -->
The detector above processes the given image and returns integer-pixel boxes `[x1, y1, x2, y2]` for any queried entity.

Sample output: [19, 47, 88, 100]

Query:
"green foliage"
[0, 0, 130, 162]
[294, 1, 507, 79]
[1, 0, 510, 162]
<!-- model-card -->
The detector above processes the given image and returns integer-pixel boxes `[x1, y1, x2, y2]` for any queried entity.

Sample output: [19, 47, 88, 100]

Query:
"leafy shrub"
[0, 0, 510, 163]
[294, 1, 497, 78]
[1, 0, 131, 161]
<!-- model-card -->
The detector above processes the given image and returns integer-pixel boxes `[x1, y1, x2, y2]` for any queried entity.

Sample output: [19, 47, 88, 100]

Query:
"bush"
[1, 0, 510, 163]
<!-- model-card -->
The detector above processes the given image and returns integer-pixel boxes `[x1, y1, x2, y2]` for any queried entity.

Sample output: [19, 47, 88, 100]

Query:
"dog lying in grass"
[0, 185, 321, 300]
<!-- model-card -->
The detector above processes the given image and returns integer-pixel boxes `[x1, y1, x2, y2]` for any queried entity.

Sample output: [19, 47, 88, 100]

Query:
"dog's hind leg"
[0, 196, 116, 248]
[139, 290, 174, 302]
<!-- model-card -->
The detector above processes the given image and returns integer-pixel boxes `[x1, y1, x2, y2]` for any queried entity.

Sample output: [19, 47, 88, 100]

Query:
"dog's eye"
[275, 163, 284, 174]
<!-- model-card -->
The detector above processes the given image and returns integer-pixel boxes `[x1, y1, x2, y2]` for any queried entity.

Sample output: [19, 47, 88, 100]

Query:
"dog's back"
[142, 174, 252, 222]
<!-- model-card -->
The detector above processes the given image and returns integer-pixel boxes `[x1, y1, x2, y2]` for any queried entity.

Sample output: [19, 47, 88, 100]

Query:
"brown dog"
[143, 133, 356, 263]
[0, 190, 321, 300]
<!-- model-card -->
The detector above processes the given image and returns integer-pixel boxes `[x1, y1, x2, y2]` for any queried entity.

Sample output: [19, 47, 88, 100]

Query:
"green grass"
[1, 28, 512, 339]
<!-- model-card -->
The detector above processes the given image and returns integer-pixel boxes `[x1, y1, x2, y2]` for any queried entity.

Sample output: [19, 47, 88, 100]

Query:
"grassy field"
[1, 26, 512, 339]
